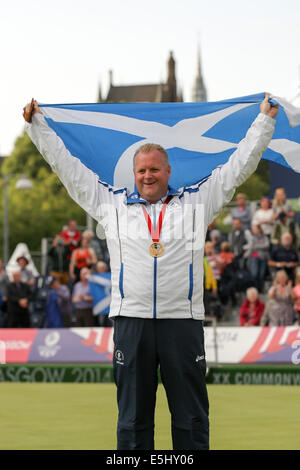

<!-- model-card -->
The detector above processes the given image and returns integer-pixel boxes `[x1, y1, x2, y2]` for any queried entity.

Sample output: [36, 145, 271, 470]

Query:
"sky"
[1, 0, 300, 156]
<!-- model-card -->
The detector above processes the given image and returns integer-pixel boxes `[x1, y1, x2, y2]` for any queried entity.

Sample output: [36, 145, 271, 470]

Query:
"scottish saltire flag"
[88, 273, 111, 316]
[39, 93, 300, 192]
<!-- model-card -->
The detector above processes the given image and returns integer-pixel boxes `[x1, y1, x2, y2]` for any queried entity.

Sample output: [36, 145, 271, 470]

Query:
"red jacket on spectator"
[239, 299, 265, 326]
[60, 228, 82, 258]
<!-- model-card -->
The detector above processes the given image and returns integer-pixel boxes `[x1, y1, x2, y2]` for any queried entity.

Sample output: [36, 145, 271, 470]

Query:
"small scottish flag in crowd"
[88, 273, 111, 316]
[39, 93, 300, 192]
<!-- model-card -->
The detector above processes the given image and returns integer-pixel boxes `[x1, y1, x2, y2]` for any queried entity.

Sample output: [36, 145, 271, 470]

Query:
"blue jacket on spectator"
[46, 289, 63, 328]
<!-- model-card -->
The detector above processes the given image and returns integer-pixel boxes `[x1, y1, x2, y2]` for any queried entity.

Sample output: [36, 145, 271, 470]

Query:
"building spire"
[192, 45, 207, 102]
[166, 51, 177, 102]
[97, 82, 102, 103]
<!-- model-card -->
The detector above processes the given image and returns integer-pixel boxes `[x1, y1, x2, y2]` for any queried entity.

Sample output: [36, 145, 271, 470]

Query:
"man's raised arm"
[23, 100, 121, 222]
[203, 93, 279, 225]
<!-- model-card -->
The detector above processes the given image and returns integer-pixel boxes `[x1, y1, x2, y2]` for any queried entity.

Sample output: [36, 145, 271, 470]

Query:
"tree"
[235, 159, 270, 200]
[0, 131, 86, 260]
[215, 160, 270, 233]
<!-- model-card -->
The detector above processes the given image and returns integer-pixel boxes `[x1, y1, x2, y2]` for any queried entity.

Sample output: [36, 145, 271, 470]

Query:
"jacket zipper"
[152, 204, 157, 318]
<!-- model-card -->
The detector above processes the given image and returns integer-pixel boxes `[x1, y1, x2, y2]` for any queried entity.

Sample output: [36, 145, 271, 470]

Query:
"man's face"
[281, 233, 292, 247]
[134, 150, 171, 203]
[13, 271, 21, 283]
[237, 195, 246, 206]
[68, 220, 77, 231]
[80, 268, 89, 281]
[17, 259, 26, 269]
[261, 198, 270, 210]
[51, 280, 59, 289]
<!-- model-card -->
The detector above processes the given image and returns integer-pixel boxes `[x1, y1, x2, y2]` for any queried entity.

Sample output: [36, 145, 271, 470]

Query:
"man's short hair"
[236, 192, 247, 199]
[133, 143, 169, 168]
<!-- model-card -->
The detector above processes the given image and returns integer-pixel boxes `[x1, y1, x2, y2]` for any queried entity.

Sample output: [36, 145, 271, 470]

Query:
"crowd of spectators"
[0, 219, 111, 329]
[204, 188, 300, 326]
[1, 187, 300, 329]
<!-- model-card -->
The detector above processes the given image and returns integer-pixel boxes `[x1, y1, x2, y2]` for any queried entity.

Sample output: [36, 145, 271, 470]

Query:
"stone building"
[98, 51, 183, 103]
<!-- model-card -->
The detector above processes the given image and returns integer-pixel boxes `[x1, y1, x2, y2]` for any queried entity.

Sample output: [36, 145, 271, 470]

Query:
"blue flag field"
[39, 93, 300, 192]
[88, 273, 112, 316]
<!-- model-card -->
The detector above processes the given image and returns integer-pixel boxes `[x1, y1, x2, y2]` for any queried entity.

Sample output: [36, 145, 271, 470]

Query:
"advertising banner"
[0, 329, 38, 363]
[28, 328, 114, 363]
[0, 364, 114, 383]
[1, 326, 300, 365]
[204, 326, 300, 364]
[0, 328, 114, 363]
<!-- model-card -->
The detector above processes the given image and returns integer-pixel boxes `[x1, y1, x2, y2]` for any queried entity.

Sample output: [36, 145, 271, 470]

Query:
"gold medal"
[149, 242, 165, 258]
[142, 196, 172, 258]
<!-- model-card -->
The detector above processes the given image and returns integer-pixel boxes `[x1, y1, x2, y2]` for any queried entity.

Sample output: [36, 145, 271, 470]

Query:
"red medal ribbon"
[142, 196, 172, 242]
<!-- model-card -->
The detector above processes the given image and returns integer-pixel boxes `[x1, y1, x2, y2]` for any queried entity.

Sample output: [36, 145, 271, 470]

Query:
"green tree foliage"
[0, 131, 86, 259]
[235, 159, 269, 200]
[216, 160, 270, 233]
[3, 132, 51, 179]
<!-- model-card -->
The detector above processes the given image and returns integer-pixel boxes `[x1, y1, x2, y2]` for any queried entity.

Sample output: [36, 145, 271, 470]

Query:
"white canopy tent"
[6, 243, 39, 280]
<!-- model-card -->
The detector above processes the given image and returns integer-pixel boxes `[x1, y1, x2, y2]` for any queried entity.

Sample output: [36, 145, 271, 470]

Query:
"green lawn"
[0, 383, 299, 450]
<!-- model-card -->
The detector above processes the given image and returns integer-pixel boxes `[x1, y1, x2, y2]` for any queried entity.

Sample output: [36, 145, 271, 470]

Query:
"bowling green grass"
[0, 383, 299, 450]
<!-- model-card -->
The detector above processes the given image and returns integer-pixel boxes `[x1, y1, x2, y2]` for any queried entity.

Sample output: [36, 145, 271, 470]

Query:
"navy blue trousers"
[113, 317, 209, 450]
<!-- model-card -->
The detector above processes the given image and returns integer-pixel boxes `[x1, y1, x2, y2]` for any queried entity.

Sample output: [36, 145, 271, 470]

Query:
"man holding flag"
[23, 94, 278, 450]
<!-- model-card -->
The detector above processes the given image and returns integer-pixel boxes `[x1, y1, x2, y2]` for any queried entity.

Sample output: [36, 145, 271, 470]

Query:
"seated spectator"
[95, 261, 108, 274]
[252, 197, 274, 238]
[218, 256, 239, 307]
[260, 270, 295, 326]
[16, 255, 35, 288]
[218, 242, 235, 275]
[60, 219, 82, 259]
[203, 256, 223, 319]
[69, 236, 98, 284]
[204, 241, 222, 283]
[228, 218, 252, 266]
[231, 193, 252, 230]
[239, 287, 265, 326]
[203, 254, 217, 300]
[293, 272, 300, 324]
[7, 271, 32, 327]
[72, 267, 94, 327]
[268, 232, 299, 282]
[48, 234, 71, 285]
[249, 224, 270, 293]
[209, 229, 223, 254]
[272, 187, 295, 222]
[271, 211, 300, 250]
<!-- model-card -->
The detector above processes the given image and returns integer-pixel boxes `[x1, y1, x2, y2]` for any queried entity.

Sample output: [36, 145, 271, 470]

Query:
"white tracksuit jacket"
[26, 112, 275, 320]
